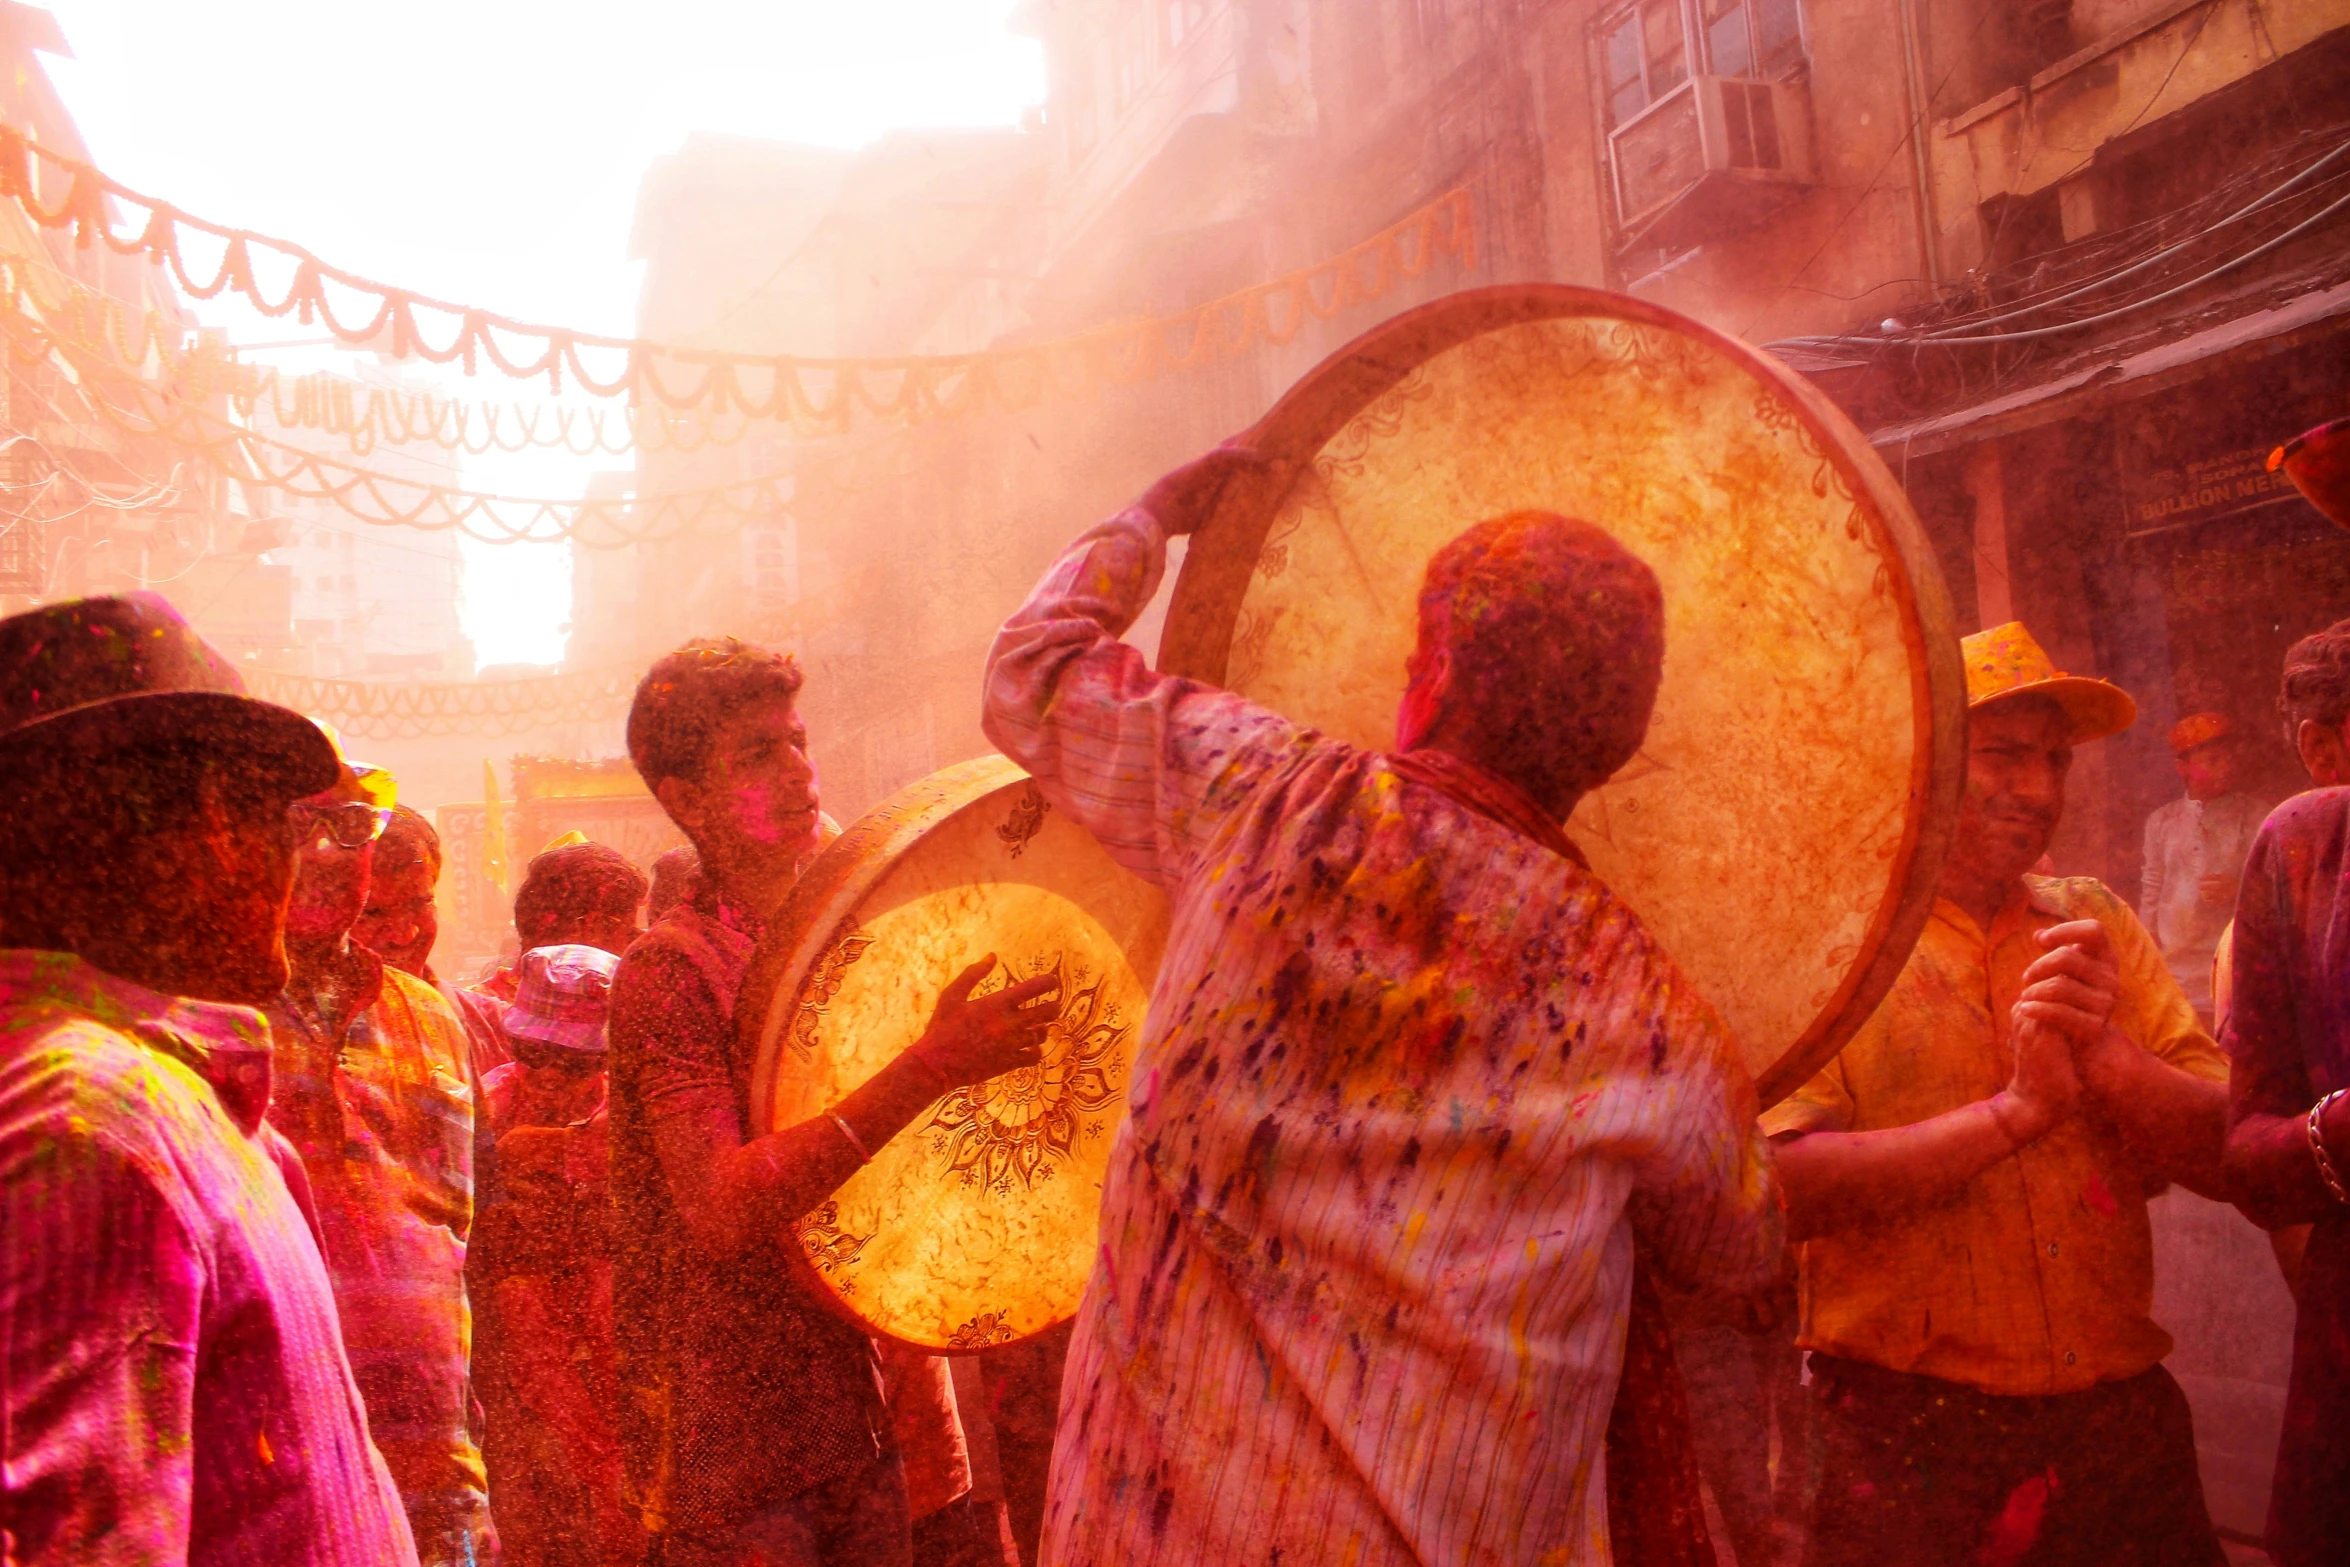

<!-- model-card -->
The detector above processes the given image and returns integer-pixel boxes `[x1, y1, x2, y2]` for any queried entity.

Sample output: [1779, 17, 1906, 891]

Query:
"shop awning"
[1867, 275, 2350, 458]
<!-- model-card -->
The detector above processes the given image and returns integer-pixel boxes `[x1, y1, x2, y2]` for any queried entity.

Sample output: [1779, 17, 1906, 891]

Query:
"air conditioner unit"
[1609, 74, 1815, 252]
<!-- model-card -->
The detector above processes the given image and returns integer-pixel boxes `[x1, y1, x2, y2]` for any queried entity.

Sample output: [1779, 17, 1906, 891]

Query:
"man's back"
[1037, 733, 1779, 1565]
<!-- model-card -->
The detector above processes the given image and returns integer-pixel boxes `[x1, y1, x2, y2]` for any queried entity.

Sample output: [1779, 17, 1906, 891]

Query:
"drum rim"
[1158, 282, 1964, 1107]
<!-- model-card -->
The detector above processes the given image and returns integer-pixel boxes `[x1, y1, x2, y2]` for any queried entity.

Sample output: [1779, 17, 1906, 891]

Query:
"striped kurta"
[267, 954, 487, 1563]
[982, 506, 1784, 1567]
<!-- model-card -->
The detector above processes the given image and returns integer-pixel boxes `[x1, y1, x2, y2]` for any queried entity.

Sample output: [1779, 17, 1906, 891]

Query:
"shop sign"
[2124, 439, 2300, 535]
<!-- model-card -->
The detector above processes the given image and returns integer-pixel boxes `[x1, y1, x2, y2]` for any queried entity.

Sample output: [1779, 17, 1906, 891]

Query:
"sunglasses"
[288, 800, 394, 850]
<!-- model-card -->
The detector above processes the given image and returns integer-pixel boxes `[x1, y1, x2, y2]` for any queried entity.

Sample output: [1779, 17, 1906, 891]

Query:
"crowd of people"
[0, 443, 2346, 1567]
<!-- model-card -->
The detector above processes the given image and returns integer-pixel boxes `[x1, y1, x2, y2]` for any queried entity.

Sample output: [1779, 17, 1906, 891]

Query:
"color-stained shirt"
[0, 949, 417, 1567]
[982, 506, 1785, 1567]
[2218, 788, 2350, 1566]
[606, 890, 889, 1539]
[1764, 876, 2229, 1397]
[2140, 790, 2270, 1018]
[265, 952, 487, 1563]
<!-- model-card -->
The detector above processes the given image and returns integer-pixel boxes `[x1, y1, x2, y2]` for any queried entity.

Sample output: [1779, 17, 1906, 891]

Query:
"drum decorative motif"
[1161, 285, 1964, 1105]
[746, 755, 1169, 1350]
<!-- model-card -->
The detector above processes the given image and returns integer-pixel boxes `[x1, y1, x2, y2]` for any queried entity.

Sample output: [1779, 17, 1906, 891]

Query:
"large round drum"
[1161, 285, 1965, 1105]
[745, 756, 1168, 1350]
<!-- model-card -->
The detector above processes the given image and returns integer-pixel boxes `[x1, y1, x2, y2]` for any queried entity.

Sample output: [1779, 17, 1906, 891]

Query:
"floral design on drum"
[799, 1200, 875, 1290]
[947, 1312, 1018, 1349]
[926, 955, 1127, 1195]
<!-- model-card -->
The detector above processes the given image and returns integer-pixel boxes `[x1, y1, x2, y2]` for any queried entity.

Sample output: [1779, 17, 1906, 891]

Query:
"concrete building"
[253, 363, 474, 681]
[0, 2, 259, 623]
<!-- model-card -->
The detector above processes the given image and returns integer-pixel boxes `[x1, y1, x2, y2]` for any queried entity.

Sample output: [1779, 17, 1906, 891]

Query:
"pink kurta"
[0, 949, 417, 1567]
[982, 507, 1784, 1567]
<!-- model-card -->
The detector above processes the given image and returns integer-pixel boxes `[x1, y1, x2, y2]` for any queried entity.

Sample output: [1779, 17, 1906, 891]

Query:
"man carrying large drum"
[979, 443, 1786, 1566]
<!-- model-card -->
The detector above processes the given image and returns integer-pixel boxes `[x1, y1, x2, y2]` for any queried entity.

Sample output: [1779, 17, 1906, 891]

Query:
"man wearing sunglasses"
[264, 759, 493, 1567]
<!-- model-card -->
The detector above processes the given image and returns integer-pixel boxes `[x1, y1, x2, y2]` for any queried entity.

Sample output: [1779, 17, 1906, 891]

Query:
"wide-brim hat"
[504, 942, 620, 1054]
[1960, 621, 2137, 744]
[0, 592, 336, 793]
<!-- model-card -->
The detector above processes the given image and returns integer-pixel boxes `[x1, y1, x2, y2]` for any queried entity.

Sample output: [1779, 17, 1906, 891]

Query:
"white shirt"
[2139, 790, 2270, 1016]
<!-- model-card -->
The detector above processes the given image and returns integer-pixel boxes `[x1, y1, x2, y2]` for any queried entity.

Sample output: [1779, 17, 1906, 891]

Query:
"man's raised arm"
[982, 447, 1292, 890]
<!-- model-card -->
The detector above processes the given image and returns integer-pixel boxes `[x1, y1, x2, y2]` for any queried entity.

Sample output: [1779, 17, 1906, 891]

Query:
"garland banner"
[243, 566, 879, 740]
[0, 296, 841, 547]
[250, 664, 638, 741]
[0, 131, 1476, 432]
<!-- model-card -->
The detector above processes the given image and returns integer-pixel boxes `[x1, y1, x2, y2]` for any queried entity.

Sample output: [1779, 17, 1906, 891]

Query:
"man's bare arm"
[641, 956, 1058, 1261]
[1775, 1015, 2078, 1243]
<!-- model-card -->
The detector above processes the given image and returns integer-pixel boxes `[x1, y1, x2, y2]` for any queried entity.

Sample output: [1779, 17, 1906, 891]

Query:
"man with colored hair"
[2140, 711, 2270, 1025]
[609, 636, 1061, 1566]
[1767, 621, 2230, 1566]
[266, 758, 491, 1567]
[0, 593, 416, 1565]
[513, 841, 650, 958]
[982, 450, 1783, 1566]
[2219, 615, 2350, 1566]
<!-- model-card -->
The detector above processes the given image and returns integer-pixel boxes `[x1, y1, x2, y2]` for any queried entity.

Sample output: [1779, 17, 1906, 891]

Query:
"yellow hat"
[1959, 622, 2136, 743]
[2168, 711, 2235, 755]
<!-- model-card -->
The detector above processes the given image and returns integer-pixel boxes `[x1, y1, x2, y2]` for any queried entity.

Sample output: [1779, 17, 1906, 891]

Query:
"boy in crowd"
[607, 638, 1058, 1566]
[472, 943, 639, 1567]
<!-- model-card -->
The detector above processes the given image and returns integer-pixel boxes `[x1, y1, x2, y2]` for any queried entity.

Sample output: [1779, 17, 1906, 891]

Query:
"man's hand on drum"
[1138, 442, 1277, 536]
[907, 955, 1061, 1089]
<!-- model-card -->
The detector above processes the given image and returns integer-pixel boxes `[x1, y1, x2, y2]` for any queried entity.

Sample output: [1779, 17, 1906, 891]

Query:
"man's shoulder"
[2259, 786, 2350, 844]
[0, 1005, 220, 1176]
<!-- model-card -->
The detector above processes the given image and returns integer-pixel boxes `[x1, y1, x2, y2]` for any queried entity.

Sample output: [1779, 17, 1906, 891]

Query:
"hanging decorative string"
[0, 130, 1477, 430]
[244, 563, 881, 739]
[247, 663, 638, 740]
[0, 296, 842, 547]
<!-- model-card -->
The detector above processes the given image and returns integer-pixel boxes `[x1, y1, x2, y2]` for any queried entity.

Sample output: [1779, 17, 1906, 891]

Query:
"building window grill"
[1598, 0, 1803, 129]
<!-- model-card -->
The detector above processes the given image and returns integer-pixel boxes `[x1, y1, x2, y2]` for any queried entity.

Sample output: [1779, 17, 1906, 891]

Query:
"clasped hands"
[1997, 919, 2136, 1146]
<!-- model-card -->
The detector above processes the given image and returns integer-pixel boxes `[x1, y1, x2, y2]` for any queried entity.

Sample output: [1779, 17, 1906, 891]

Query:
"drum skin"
[1160, 284, 1965, 1107]
[745, 755, 1169, 1351]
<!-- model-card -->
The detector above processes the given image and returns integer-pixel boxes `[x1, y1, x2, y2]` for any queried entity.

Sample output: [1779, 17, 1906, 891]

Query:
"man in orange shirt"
[1766, 623, 2231, 1566]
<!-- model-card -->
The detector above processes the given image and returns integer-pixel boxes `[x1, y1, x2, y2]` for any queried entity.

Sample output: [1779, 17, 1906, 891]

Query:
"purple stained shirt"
[0, 949, 418, 1567]
[2220, 788, 2350, 1566]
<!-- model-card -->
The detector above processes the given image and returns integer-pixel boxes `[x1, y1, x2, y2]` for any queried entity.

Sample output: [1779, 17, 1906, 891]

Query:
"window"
[1598, 0, 1802, 127]
[1162, 0, 1206, 51]
[1113, 10, 1151, 112]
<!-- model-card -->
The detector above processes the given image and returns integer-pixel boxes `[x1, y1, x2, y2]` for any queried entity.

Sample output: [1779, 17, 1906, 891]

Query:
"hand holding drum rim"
[1137, 442, 1277, 537]
[905, 955, 1062, 1092]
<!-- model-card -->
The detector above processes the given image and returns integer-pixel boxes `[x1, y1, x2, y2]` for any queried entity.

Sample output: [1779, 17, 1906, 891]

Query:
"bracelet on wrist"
[2309, 1088, 2350, 1206]
[829, 1112, 874, 1163]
